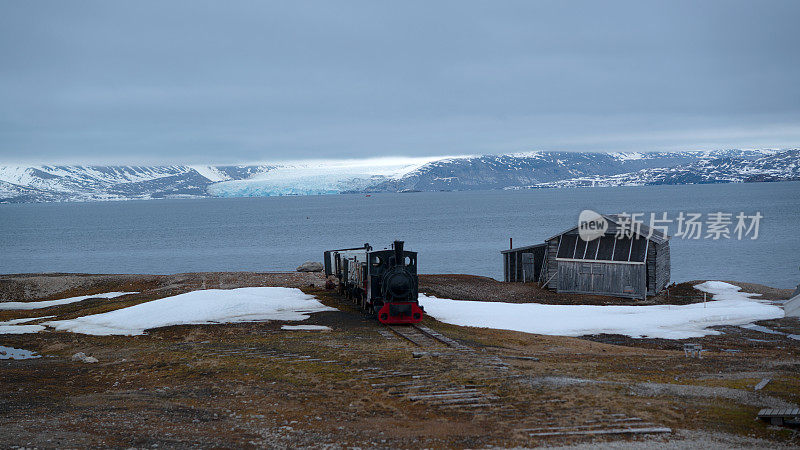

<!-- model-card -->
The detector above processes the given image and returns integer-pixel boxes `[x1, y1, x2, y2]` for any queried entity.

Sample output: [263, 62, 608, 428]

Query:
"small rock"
[296, 261, 324, 272]
[71, 352, 98, 363]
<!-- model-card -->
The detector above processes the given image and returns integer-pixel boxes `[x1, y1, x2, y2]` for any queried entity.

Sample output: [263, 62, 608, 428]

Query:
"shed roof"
[545, 214, 670, 244]
[501, 243, 546, 254]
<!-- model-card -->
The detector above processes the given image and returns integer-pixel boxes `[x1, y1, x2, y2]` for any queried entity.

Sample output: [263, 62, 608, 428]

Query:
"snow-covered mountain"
[363, 149, 782, 192]
[523, 150, 800, 189]
[0, 165, 273, 202]
[0, 149, 796, 203]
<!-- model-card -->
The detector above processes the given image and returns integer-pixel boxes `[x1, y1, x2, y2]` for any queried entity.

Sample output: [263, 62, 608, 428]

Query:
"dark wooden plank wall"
[556, 260, 646, 298]
[654, 242, 671, 293]
[646, 243, 657, 295]
[643, 240, 672, 296]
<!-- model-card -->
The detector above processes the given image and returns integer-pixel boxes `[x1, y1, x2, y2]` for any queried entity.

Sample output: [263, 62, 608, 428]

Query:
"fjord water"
[1, 182, 798, 288]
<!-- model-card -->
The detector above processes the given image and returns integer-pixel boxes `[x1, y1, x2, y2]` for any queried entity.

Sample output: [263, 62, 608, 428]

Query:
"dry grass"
[1, 272, 798, 448]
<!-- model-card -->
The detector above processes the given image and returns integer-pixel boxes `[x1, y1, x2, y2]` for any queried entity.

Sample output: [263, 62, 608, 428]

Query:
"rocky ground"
[1, 272, 799, 448]
[418, 274, 795, 305]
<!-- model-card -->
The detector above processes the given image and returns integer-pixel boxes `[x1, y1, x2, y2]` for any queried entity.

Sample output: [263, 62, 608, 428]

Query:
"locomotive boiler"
[324, 240, 423, 324]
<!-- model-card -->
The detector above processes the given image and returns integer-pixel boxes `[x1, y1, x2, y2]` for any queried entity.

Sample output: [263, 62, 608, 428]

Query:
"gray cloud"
[1, 0, 799, 164]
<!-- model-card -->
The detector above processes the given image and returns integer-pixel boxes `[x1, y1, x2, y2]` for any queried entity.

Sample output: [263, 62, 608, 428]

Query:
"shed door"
[521, 253, 535, 282]
[557, 260, 646, 298]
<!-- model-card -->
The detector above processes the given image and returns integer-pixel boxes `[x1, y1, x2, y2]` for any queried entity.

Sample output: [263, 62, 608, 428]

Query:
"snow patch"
[609, 152, 647, 161]
[281, 324, 331, 331]
[0, 315, 56, 334]
[44, 287, 335, 335]
[190, 165, 231, 182]
[418, 282, 783, 339]
[509, 151, 545, 158]
[0, 324, 46, 334]
[693, 281, 761, 301]
[0, 292, 137, 310]
[0, 315, 55, 325]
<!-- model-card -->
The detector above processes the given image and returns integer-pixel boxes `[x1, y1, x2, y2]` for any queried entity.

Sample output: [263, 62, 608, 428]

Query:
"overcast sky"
[1, 0, 799, 164]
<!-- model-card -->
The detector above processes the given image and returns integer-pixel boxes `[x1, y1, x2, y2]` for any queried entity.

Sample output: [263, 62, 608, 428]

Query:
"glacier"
[207, 156, 445, 197]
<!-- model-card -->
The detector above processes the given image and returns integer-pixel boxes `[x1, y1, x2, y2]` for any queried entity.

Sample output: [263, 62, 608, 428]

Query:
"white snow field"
[418, 281, 783, 339]
[44, 287, 336, 336]
[0, 315, 55, 334]
[0, 292, 137, 310]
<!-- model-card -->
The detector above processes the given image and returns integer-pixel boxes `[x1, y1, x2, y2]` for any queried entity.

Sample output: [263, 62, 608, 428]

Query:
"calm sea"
[1, 182, 799, 288]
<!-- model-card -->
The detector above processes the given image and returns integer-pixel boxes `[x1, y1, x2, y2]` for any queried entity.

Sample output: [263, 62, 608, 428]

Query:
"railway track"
[388, 324, 448, 347]
[378, 323, 672, 435]
[387, 324, 473, 350]
[376, 324, 514, 414]
[386, 323, 510, 373]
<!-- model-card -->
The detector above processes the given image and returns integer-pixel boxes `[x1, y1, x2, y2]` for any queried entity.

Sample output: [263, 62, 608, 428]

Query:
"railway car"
[324, 240, 422, 324]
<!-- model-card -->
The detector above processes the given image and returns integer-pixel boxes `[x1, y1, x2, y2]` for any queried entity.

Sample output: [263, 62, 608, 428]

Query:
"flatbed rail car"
[325, 240, 423, 324]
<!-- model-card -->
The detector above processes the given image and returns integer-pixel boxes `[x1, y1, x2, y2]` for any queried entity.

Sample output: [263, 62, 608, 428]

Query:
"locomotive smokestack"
[394, 240, 405, 266]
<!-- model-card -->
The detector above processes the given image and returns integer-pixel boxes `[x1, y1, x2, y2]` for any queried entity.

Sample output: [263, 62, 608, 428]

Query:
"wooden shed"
[502, 243, 546, 282]
[504, 214, 670, 299]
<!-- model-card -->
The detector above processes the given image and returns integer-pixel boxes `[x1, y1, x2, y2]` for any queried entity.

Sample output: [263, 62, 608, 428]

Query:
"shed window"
[557, 235, 578, 258]
[612, 238, 632, 261]
[582, 238, 599, 259]
[573, 238, 587, 259]
[556, 232, 650, 263]
[596, 236, 616, 260]
[629, 237, 648, 262]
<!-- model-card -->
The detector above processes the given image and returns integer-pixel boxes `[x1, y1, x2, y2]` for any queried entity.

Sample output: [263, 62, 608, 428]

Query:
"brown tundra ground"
[1, 272, 799, 448]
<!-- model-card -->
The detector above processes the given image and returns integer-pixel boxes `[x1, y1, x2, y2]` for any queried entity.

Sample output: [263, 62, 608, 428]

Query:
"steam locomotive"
[324, 240, 423, 324]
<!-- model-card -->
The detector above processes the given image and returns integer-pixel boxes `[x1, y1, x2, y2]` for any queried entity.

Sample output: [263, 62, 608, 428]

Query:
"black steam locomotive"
[324, 240, 422, 324]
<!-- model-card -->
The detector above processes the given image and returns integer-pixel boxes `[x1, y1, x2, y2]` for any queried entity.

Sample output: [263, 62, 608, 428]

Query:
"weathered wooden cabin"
[503, 214, 670, 299]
